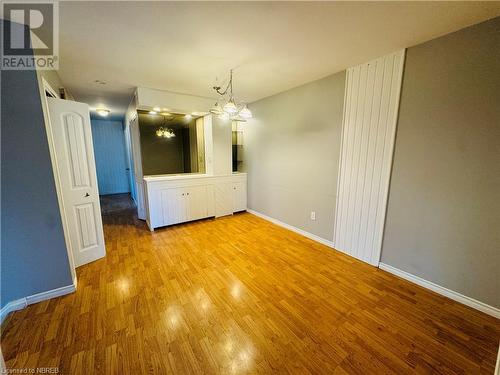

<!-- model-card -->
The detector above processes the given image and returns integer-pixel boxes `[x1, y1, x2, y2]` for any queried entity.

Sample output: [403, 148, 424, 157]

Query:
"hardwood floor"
[2, 201, 499, 374]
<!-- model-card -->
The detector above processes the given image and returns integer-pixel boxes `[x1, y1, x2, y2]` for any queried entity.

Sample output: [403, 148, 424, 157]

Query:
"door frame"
[38, 76, 78, 286]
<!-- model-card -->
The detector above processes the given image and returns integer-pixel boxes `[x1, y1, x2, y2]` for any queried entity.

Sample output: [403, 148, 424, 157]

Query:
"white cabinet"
[160, 186, 208, 226]
[232, 182, 247, 212]
[144, 173, 246, 230]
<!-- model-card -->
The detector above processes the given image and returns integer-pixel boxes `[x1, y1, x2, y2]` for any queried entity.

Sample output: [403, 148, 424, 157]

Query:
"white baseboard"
[247, 209, 335, 249]
[379, 263, 500, 319]
[0, 282, 76, 324]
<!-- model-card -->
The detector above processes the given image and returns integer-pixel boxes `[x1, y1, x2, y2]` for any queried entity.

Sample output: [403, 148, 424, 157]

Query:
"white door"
[232, 182, 247, 212]
[47, 98, 106, 267]
[334, 50, 405, 266]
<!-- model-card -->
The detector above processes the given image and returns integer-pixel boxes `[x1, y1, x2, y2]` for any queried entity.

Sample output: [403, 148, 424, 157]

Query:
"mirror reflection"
[138, 110, 205, 176]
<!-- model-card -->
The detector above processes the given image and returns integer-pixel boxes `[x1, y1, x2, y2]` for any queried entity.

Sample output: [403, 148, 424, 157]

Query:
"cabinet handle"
[182, 193, 184, 196]
[187, 193, 190, 196]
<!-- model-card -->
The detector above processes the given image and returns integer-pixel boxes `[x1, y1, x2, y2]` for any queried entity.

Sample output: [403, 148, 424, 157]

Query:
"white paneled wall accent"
[334, 50, 405, 266]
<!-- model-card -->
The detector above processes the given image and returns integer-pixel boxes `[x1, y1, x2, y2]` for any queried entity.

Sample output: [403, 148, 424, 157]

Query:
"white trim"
[379, 263, 500, 319]
[495, 343, 500, 375]
[41, 77, 59, 98]
[0, 346, 6, 374]
[247, 209, 335, 249]
[0, 299, 27, 324]
[0, 283, 76, 325]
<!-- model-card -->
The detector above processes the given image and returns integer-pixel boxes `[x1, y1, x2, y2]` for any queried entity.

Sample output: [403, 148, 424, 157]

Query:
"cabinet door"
[232, 182, 247, 212]
[161, 188, 186, 225]
[215, 182, 233, 217]
[186, 185, 208, 221]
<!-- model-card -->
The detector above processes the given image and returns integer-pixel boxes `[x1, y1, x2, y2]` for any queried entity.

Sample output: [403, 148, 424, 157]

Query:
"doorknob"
[84, 193, 90, 197]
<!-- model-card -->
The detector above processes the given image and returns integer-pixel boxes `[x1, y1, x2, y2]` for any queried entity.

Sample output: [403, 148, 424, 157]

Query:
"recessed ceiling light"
[153, 107, 161, 112]
[184, 114, 192, 119]
[96, 108, 110, 117]
[149, 111, 157, 115]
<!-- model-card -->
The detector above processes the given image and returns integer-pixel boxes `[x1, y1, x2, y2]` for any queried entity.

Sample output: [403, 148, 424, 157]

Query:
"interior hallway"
[1, 195, 499, 374]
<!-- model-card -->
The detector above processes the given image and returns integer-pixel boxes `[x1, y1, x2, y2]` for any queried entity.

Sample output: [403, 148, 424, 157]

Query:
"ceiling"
[58, 1, 500, 118]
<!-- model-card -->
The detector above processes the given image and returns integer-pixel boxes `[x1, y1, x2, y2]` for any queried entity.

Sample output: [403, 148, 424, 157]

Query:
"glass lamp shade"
[238, 105, 252, 119]
[223, 99, 238, 114]
[210, 102, 223, 115]
[96, 108, 110, 117]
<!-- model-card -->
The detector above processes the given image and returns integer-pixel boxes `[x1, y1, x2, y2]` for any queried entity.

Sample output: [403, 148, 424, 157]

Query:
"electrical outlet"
[310, 211, 316, 221]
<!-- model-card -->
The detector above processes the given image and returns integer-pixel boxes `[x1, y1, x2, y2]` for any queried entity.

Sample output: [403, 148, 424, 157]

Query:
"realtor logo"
[2, 1, 59, 70]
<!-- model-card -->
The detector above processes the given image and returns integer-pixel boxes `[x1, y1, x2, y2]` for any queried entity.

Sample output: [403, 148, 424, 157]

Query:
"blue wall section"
[90, 119, 130, 195]
[1, 21, 73, 309]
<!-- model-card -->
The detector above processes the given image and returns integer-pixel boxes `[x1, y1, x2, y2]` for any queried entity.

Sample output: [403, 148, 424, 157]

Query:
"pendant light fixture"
[155, 113, 175, 139]
[211, 69, 252, 120]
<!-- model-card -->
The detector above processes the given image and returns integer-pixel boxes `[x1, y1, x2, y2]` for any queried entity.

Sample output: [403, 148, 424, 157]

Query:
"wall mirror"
[138, 110, 206, 176]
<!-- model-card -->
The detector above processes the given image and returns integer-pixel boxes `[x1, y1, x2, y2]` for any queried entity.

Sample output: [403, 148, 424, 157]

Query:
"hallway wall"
[91, 119, 130, 195]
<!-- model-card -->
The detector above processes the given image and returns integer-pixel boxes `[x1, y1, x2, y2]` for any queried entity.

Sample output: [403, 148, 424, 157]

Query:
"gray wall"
[1, 29, 73, 307]
[381, 17, 500, 308]
[245, 72, 346, 241]
[212, 116, 233, 176]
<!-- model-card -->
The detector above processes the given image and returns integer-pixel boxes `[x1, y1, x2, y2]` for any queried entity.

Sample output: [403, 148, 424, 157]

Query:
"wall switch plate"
[310, 211, 316, 221]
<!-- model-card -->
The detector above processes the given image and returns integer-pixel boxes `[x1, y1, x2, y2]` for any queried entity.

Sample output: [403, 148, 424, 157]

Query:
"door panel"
[186, 186, 208, 221]
[75, 203, 98, 249]
[48, 98, 106, 267]
[64, 114, 91, 188]
[215, 182, 232, 217]
[232, 182, 247, 213]
[161, 188, 186, 225]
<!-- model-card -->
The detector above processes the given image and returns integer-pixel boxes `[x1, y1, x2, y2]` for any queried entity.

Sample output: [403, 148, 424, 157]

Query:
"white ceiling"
[58, 1, 500, 118]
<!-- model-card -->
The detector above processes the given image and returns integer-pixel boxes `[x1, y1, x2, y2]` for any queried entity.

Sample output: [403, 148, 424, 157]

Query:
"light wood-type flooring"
[2, 196, 499, 374]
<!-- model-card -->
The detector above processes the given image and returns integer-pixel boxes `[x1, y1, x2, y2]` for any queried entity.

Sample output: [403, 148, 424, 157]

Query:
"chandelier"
[156, 127, 175, 139]
[210, 69, 252, 120]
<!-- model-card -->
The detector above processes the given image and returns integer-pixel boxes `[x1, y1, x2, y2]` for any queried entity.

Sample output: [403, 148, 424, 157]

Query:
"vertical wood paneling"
[334, 50, 405, 266]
